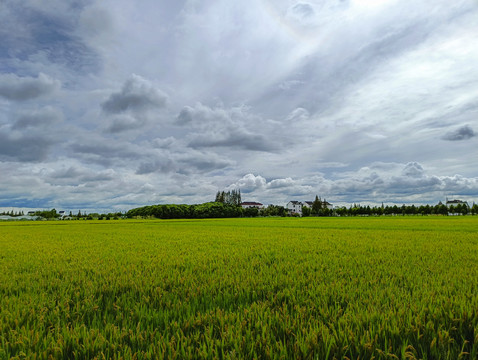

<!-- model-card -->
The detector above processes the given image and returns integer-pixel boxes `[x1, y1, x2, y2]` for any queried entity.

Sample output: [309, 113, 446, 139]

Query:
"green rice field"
[1, 217, 477, 359]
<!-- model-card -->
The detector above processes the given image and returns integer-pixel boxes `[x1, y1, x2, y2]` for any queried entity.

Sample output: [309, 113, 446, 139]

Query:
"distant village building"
[58, 210, 72, 219]
[445, 199, 469, 216]
[322, 200, 333, 210]
[288, 199, 334, 216]
[241, 202, 264, 209]
[287, 201, 303, 215]
[445, 199, 469, 208]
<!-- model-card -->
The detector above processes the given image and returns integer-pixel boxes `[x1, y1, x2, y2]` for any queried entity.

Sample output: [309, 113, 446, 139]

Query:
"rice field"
[0, 217, 477, 359]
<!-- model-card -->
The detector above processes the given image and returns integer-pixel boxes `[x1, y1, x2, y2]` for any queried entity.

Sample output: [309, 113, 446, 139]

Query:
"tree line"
[1, 209, 126, 220]
[126, 202, 289, 219]
[90, 193, 478, 220]
[0, 210, 25, 217]
[331, 202, 478, 217]
[127, 202, 242, 219]
[127, 189, 289, 219]
[5, 192, 478, 221]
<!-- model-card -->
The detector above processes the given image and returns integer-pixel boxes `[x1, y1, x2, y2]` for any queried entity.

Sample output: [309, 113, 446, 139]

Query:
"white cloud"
[285, 107, 310, 122]
[269, 177, 295, 189]
[223, 161, 478, 206]
[229, 174, 267, 193]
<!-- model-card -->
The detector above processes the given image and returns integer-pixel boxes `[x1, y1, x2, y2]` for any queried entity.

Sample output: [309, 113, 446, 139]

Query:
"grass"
[0, 217, 477, 359]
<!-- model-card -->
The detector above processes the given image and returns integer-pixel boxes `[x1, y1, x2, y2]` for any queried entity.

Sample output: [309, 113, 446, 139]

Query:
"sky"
[1, 0, 478, 213]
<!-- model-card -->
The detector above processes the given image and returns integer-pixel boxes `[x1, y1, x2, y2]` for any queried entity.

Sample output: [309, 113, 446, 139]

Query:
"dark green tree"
[243, 207, 259, 217]
[302, 206, 311, 217]
[215, 189, 241, 206]
[215, 191, 226, 203]
[471, 203, 478, 215]
[311, 195, 322, 216]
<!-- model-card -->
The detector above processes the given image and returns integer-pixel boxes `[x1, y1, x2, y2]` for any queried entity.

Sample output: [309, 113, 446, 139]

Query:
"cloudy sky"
[1, 0, 478, 212]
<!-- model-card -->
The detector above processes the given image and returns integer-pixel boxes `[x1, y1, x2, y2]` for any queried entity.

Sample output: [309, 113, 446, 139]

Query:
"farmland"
[0, 217, 477, 359]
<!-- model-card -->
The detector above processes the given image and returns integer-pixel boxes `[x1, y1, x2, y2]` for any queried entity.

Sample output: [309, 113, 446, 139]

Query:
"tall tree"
[312, 195, 322, 215]
[215, 189, 241, 206]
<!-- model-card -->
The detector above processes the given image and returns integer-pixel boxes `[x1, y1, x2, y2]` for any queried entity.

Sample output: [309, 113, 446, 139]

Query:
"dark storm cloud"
[50, 166, 82, 179]
[101, 75, 168, 114]
[71, 143, 141, 160]
[45, 166, 115, 185]
[178, 152, 234, 173]
[289, 3, 315, 18]
[104, 115, 145, 133]
[401, 162, 424, 177]
[388, 175, 442, 194]
[151, 137, 177, 149]
[136, 158, 175, 175]
[136, 149, 233, 175]
[0, 2, 101, 74]
[177, 103, 279, 152]
[0, 73, 60, 101]
[442, 125, 475, 141]
[0, 131, 53, 162]
[189, 131, 277, 152]
[69, 138, 146, 166]
[176, 106, 194, 125]
[71, 142, 127, 158]
[12, 106, 63, 129]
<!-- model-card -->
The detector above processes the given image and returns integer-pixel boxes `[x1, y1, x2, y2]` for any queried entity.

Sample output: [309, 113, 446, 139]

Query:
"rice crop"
[0, 217, 477, 359]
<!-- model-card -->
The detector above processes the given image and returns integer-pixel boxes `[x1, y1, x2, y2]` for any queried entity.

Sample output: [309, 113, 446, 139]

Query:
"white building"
[241, 202, 264, 209]
[445, 199, 468, 208]
[288, 199, 334, 216]
[287, 201, 303, 215]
